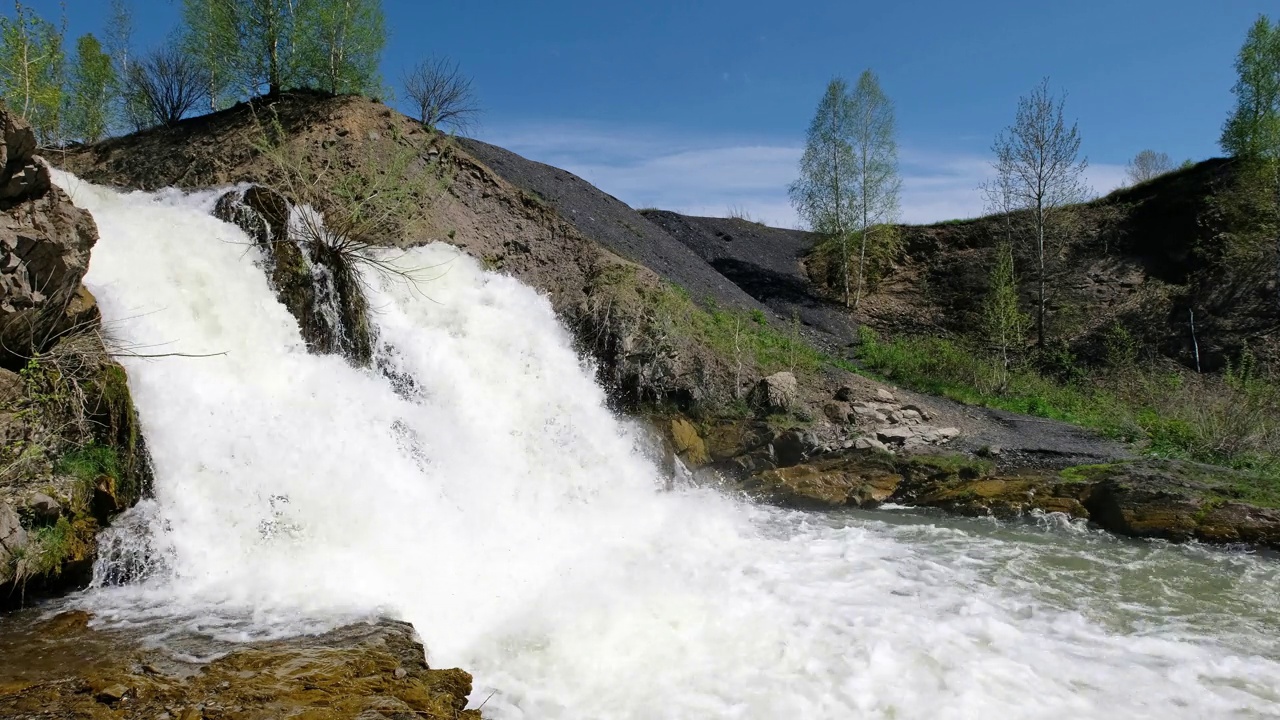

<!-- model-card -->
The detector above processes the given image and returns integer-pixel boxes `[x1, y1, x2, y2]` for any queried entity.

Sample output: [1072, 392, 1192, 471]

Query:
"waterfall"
[56, 173, 1280, 720]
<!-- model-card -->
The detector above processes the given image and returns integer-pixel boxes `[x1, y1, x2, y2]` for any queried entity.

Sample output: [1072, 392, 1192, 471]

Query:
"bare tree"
[992, 78, 1089, 347]
[1125, 149, 1174, 185]
[402, 55, 479, 132]
[126, 45, 210, 127]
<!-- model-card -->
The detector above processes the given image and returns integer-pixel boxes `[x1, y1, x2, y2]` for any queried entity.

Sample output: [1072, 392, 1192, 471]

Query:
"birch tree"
[789, 78, 857, 306]
[848, 69, 901, 308]
[180, 0, 240, 109]
[992, 78, 1089, 347]
[300, 0, 385, 96]
[0, 1, 64, 144]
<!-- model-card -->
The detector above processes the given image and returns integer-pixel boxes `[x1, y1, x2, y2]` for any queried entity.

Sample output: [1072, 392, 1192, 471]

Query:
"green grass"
[653, 286, 828, 377]
[855, 329, 1280, 481]
[56, 444, 120, 484]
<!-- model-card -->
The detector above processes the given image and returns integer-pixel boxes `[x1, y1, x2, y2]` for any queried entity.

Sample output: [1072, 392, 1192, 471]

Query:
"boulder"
[26, 492, 61, 521]
[834, 385, 855, 402]
[748, 371, 798, 414]
[877, 426, 914, 445]
[875, 388, 896, 403]
[854, 436, 890, 453]
[0, 109, 98, 360]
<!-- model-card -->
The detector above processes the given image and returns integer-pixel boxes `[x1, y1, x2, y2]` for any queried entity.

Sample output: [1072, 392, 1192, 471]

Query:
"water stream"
[43, 174, 1280, 719]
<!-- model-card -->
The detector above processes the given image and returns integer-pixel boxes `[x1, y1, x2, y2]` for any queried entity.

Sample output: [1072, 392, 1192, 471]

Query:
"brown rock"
[822, 401, 851, 424]
[748, 371, 798, 414]
[669, 417, 709, 467]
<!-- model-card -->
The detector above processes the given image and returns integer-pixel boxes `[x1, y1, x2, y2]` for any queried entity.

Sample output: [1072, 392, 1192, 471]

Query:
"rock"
[876, 388, 895, 403]
[885, 410, 903, 424]
[669, 417, 709, 466]
[95, 683, 130, 704]
[770, 430, 807, 467]
[211, 185, 373, 365]
[899, 409, 921, 423]
[0, 109, 98, 360]
[854, 436, 890, 453]
[877, 426, 914, 445]
[0, 502, 27, 582]
[748, 371, 798, 414]
[834, 385, 855, 401]
[822, 401, 851, 424]
[0, 367, 22, 404]
[903, 403, 931, 421]
[977, 445, 1003, 458]
[748, 456, 902, 508]
[937, 427, 960, 440]
[26, 492, 61, 521]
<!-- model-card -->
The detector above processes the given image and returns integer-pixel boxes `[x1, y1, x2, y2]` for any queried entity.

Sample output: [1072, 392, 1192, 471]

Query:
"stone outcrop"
[0, 108, 150, 605]
[213, 185, 373, 365]
[0, 613, 480, 719]
[744, 452, 1280, 550]
[0, 112, 98, 360]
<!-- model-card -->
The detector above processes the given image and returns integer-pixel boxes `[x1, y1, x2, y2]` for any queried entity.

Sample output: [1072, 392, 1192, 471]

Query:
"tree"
[991, 78, 1089, 347]
[234, 0, 314, 97]
[104, 0, 147, 132]
[180, 0, 239, 110]
[1221, 15, 1280, 307]
[1125, 149, 1174, 185]
[299, 0, 385, 96]
[983, 243, 1029, 391]
[0, 1, 65, 144]
[63, 34, 115, 143]
[127, 45, 211, 127]
[790, 78, 857, 305]
[1221, 16, 1280, 161]
[402, 56, 480, 132]
[847, 69, 901, 308]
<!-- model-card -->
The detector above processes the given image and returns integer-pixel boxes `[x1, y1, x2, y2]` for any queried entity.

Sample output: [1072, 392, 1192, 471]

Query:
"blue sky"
[22, 0, 1279, 225]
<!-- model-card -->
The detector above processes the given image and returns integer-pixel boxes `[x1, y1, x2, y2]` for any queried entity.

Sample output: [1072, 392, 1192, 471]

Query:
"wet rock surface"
[0, 612, 481, 719]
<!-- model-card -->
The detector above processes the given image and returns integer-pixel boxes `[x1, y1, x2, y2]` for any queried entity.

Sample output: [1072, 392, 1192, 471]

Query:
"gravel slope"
[456, 138, 766, 314]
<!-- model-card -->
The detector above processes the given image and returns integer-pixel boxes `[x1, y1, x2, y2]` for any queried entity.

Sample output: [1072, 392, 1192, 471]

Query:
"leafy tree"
[1221, 15, 1280, 305]
[1125, 149, 1174, 185]
[991, 78, 1089, 347]
[63, 34, 115, 143]
[236, 0, 309, 96]
[180, 0, 239, 109]
[402, 56, 480, 132]
[790, 78, 857, 305]
[0, 1, 65, 144]
[847, 69, 901, 308]
[1222, 15, 1280, 161]
[300, 0, 385, 96]
[983, 243, 1029, 390]
[104, 0, 147, 132]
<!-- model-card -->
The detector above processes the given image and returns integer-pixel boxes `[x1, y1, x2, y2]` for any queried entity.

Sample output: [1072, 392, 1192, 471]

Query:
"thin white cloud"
[479, 121, 1125, 228]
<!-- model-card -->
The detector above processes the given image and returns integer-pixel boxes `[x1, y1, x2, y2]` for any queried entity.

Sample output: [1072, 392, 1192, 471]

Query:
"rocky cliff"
[0, 110, 149, 606]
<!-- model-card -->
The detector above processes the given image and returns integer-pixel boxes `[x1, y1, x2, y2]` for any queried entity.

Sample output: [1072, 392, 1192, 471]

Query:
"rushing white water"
[52, 173, 1280, 719]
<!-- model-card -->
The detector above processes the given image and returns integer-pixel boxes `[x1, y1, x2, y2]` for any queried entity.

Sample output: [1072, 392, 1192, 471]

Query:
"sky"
[18, 0, 1280, 226]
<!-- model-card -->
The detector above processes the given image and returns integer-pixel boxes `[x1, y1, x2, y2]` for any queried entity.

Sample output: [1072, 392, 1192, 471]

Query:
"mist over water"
[55, 173, 1280, 719]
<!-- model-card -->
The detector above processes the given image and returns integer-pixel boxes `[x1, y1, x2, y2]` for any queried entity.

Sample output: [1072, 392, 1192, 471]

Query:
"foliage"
[179, 0, 240, 109]
[790, 78, 856, 304]
[1125, 149, 1174, 185]
[1221, 15, 1280, 161]
[63, 34, 115, 143]
[0, 1, 64, 144]
[298, 0, 385, 96]
[402, 55, 480, 132]
[847, 69, 901, 309]
[982, 243, 1029, 389]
